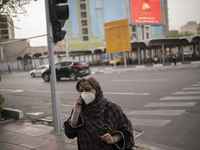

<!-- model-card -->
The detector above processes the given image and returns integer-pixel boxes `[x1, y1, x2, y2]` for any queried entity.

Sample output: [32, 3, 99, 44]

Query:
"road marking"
[183, 87, 200, 90]
[109, 79, 168, 82]
[104, 92, 149, 96]
[160, 96, 200, 100]
[193, 63, 200, 68]
[190, 84, 200, 87]
[61, 104, 73, 107]
[0, 89, 149, 96]
[127, 110, 185, 116]
[172, 91, 200, 95]
[144, 102, 197, 107]
[26, 112, 44, 116]
[0, 89, 24, 93]
[130, 118, 171, 127]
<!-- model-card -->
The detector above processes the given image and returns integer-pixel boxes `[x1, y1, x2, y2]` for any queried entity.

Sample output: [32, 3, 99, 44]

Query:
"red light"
[76, 65, 84, 68]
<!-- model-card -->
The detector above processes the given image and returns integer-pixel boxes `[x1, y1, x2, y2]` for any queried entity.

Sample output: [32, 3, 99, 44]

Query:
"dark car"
[41, 60, 90, 82]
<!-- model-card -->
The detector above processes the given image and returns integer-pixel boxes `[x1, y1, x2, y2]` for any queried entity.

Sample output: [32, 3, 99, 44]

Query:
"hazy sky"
[13, 0, 200, 47]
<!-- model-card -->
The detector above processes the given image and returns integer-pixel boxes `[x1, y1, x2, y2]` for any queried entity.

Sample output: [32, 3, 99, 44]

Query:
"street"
[0, 63, 200, 150]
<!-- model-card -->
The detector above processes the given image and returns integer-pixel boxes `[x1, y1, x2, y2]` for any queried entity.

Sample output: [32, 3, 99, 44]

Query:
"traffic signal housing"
[49, 0, 69, 43]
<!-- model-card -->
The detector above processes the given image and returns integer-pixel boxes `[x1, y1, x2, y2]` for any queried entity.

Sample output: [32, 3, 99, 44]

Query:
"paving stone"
[24, 128, 51, 137]
[0, 141, 14, 149]
[6, 134, 34, 145]
[14, 126, 38, 134]
[0, 129, 7, 135]
[0, 132, 19, 141]
[55, 134, 77, 144]
[20, 138, 49, 149]
[8, 145, 31, 150]
[59, 144, 78, 150]
[35, 141, 66, 150]
[39, 132, 60, 140]
[0, 122, 25, 132]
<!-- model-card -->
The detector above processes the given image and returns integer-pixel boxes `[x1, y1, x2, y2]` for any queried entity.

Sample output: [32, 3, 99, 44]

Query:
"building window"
[82, 36, 89, 41]
[81, 20, 87, 26]
[80, 4, 86, 10]
[80, 0, 86, 2]
[146, 33, 149, 39]
[132, 25, 136, 32]
[1, 30, 8, 35]
[81, 12, 87, 18]
[82, 28, 88, 34]
[0, 23, 7, 28]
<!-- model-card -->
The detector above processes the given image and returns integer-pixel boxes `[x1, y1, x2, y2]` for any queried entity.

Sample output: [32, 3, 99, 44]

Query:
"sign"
[104, 19, 131, 54]
[130, 0, 162, 24]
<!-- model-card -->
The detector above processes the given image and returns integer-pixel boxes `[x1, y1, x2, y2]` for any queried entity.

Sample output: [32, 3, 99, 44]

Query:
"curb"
[2, 108, 23, 120]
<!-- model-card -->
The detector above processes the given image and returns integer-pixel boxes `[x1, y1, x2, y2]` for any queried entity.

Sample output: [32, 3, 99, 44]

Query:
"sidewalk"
[0, 120, 149, 150]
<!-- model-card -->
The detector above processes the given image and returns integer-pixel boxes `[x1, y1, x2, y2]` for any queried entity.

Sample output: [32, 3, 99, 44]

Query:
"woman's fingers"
[100, 133, 114, 144]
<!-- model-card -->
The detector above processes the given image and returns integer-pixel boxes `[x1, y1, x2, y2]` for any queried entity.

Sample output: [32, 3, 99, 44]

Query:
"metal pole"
[65, 34, 69, 60]
[123, 51, 127, 68]
[45, 0, 62, 134]
[113, 53, 116, 69]
[0, 45, 5, 72]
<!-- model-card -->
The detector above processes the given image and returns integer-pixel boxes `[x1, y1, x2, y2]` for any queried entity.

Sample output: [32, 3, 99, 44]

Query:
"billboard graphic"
[104, 19, 131, 54]
[131, 0, 162, 24]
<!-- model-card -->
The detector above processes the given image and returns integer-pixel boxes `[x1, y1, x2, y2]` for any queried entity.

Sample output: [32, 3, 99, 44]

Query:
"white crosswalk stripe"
[127, 110, 185, 116]
[172, 91, 200, 95]
[129, 81, 200, 128]
[144, 102, 197, 107]
[159, 96, 200, 100]
[130, 119, 171, 127]
[183, 87, 200, 90]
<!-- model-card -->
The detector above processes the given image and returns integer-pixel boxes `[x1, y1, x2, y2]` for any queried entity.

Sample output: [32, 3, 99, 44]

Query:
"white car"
[29, 64, 49, 78]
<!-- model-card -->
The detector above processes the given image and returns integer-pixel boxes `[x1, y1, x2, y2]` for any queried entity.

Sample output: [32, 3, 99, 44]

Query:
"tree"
[166, 30, 181, 37]
[0, 0, 37, 19]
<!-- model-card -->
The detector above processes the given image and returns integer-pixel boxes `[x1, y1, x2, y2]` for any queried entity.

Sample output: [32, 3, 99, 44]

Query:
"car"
[183, 51, 193, 58]
[29, 64, 49, 78]
[41, 60, 90, 82]
[109, 56, 124, 65]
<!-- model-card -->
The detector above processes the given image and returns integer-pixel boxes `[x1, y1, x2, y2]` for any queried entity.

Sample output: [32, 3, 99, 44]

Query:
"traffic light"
[48, 0, 69, 43]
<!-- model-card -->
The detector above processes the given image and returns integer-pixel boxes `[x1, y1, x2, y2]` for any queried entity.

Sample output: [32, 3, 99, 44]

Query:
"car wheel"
[31, 73, 35, 78]
[42, 73, 50, 82]
[57, 77, 61, 81]
[69, 73, 77, 81]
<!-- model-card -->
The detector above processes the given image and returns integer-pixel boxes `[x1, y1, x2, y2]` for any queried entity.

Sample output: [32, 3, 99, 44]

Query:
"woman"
[64, 76, 134, 150]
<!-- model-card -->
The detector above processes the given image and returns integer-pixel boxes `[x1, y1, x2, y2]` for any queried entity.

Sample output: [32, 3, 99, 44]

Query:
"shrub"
[0, 94, 5, 113]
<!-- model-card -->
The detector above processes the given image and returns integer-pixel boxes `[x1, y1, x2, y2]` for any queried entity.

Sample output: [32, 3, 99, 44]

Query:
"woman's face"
[79, 81, 96, 95]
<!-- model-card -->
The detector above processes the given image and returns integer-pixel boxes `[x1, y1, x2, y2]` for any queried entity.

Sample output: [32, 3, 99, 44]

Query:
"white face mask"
[81, 92, 95, 104]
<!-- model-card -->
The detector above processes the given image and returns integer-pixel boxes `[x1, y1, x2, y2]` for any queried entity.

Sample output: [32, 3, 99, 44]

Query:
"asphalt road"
[0, 63, 200, 150]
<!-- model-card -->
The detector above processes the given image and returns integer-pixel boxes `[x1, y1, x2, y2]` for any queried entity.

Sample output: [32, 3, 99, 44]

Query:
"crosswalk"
[128, 81, 200, 127]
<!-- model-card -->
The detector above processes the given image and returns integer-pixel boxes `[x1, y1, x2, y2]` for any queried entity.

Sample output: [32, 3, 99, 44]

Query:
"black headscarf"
[76, 77, 134, 150]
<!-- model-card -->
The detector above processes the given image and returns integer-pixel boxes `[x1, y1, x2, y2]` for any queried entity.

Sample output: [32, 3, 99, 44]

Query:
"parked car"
[109, 56, 124, 65]
[184, 51, 193, 58]
[29, 64, 49, 78]
[41, 60, 90, 82]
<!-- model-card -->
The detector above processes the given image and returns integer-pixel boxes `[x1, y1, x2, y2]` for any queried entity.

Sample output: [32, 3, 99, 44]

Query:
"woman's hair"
[76, 76, 103, 100]
[76, 76, 100, 92]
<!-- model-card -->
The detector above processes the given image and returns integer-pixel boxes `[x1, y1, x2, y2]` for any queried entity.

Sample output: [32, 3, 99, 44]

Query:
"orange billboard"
[131, 0, 162, 24]
[104, 19, 131, 54]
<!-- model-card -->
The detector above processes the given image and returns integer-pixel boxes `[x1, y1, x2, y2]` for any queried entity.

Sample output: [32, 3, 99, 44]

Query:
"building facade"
[180, 21, 199, 35]
[66, 0, 169, 50]
[0, 15, 15, 40]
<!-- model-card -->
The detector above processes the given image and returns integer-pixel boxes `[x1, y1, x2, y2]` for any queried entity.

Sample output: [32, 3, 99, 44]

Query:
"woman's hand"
[100, 133, 115, 144]
[74, 97, 83, 107]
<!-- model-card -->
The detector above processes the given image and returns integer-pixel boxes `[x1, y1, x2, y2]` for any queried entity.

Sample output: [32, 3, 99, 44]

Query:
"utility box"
[104, 19, 131, 54]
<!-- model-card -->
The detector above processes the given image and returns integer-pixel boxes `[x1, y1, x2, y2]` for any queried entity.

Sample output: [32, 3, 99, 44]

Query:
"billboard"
[104, 19, 131, 54]
[130, 0, 162, 24]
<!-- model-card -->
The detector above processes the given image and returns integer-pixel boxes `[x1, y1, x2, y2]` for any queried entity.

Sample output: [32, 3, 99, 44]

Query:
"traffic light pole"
[45, 0, 62, 134]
